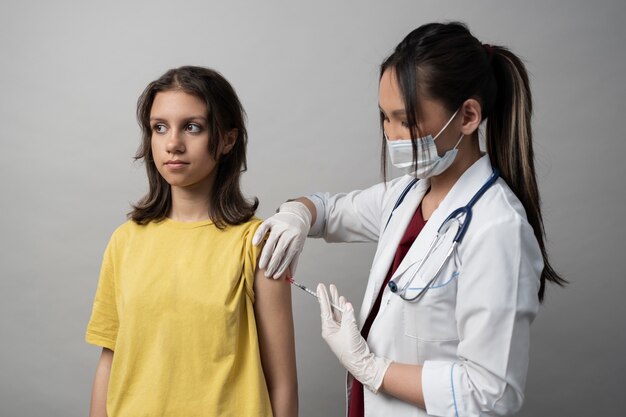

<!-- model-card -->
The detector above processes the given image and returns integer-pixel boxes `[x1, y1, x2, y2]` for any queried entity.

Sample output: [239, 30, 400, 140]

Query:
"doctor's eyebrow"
[378, 106, 407, 118]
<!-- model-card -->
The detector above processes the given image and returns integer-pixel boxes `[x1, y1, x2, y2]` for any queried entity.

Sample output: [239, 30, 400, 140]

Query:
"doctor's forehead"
[378, 69, 405, 115]
[378, 70, 449, 122]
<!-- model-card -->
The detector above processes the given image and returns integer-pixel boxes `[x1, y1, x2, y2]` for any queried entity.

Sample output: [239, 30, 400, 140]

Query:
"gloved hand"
[252, 201, 312, 279]
[317, 283, 391, 393]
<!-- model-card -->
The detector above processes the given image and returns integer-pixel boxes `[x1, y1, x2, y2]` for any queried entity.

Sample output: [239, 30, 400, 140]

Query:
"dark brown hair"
[380, 22, 565, 301]
[129, 66, 258, 228]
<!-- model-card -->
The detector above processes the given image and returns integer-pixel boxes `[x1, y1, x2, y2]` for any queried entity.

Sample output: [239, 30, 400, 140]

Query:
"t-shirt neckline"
[160, 217, 215, 229]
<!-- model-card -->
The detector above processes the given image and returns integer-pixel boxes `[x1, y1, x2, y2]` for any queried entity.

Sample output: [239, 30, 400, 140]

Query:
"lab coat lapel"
[360, 177, 430, 323]
[391, 155, 494, 287]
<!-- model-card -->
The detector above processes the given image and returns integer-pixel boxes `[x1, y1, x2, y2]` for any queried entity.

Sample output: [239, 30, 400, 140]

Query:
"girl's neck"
[168, 186, 213, 223]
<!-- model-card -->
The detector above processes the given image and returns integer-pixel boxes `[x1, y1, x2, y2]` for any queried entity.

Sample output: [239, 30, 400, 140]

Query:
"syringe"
[287, 277, 344, 313]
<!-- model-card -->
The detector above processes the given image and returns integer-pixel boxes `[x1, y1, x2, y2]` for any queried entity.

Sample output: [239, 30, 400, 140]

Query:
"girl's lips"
[165, 161, 189, 169]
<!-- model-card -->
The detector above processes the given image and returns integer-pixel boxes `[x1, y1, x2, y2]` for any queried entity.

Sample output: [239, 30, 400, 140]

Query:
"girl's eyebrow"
[185, 115, 208, 121]
[149, 115, 208, 122]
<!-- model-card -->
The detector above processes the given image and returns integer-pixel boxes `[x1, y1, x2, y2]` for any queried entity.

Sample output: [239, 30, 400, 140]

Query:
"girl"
[254, 22, 564, 416]
[86, 66, 297, 417]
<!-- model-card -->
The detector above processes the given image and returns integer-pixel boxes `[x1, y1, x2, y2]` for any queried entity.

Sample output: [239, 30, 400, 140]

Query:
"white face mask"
[386, 109, 464, 179]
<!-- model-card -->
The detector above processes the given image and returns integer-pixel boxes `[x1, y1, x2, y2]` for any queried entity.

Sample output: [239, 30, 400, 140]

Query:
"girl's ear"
[460, 98, 482, 136]
[221, 129, 238, 155]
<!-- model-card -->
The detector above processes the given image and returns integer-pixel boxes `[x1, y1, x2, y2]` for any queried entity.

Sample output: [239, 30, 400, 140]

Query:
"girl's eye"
[186, 123, 201, 133]
[401, 121, 410, 128]
[153, 124, 167, 133]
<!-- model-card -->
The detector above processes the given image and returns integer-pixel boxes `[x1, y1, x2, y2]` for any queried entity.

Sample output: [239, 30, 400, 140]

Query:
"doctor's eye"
[185, 123, 202, 133]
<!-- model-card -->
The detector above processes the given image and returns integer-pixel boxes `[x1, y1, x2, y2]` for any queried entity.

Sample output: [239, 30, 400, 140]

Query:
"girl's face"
[149, 90, 228, 194]
[378, 68, 462, 151]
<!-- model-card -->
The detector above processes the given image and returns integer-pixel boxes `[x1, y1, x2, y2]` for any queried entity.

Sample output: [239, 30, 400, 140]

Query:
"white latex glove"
[317, 283, 391, 394]
[252, 201, 312, 279]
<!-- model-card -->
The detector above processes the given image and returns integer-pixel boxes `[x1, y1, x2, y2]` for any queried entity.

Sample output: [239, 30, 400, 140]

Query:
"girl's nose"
[166, 130, 185, 153]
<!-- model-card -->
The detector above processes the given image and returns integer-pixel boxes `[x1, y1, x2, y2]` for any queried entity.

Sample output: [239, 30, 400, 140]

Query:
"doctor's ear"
[221, 129, 238, 155]
[459, 99, 482, 136]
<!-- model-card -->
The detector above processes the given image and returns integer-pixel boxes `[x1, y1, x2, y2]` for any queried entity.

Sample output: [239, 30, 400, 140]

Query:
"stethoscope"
[385, 167, 500, 302]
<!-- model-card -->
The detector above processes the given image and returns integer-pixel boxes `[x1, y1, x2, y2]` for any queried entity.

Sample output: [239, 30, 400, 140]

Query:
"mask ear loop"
[451, 133, 465, 150]
[433, 108, 461, 141]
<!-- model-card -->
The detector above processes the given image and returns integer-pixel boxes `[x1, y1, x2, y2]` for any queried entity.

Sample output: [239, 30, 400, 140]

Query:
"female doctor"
[254, 22, 564, 416]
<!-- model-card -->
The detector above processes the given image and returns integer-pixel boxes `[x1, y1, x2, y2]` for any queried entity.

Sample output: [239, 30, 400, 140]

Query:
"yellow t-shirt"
[86, 217, 273, 417]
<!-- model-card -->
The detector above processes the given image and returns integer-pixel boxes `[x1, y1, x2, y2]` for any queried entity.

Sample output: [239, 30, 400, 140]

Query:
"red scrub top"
[348, 204, 427, 417]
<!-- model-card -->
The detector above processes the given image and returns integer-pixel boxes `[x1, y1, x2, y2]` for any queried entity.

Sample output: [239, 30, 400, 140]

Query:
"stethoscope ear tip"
[388, 281, 398, 293]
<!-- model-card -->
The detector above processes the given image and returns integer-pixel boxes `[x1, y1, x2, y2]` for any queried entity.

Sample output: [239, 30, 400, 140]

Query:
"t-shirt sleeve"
[85, 234, 119, 351]
[242, 220, 264, 303]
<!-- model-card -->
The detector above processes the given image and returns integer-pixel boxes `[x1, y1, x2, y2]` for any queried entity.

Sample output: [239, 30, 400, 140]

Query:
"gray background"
[1, 0, 624, 416]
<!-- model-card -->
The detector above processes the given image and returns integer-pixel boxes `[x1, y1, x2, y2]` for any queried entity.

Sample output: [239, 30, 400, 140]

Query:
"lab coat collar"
[359, 176, 430, 321]
[434, 154, 494, 216]
[390, 154, 494, 282]
[376, 176, 431, 255]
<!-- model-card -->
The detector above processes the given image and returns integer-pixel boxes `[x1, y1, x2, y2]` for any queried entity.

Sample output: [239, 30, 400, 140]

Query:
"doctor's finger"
[329, 284, 340, 305]
[340, 302, 356, 328]
[317, 283, 334, 320]
[258, 227, 285, 274]
[272, 259, 290, 280]
[252, 221, 271, 246]
[329, 285, 342, 321]
[271, 238, 298, 278]
[265, 230, 296, 277]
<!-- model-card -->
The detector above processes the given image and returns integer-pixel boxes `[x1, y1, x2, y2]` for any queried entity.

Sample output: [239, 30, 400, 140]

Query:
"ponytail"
[487, 47, 566, 301]
[380, 22, 565, 301]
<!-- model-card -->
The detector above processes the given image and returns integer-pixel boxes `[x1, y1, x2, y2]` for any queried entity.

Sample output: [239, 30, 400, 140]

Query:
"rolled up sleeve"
[307, 176, 414, 243]
[307, 183, 386, 242]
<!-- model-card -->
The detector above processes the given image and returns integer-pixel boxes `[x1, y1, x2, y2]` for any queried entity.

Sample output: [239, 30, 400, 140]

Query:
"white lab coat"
[309, 155, 542, 417]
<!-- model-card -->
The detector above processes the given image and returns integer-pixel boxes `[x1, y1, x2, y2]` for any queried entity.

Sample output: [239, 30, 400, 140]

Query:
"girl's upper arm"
[253, 268, 298, 415]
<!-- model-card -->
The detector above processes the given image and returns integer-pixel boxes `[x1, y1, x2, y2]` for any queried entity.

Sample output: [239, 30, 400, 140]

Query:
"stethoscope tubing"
[387, 168, 500, 302]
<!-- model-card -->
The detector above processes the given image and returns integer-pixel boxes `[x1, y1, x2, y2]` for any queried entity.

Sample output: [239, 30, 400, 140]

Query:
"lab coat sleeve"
[422, 216, 542, 417]
[307, 181, 390, 243]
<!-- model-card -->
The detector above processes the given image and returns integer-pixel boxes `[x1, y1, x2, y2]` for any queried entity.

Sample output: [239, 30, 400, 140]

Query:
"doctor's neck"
[425, 133, 482, 203]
